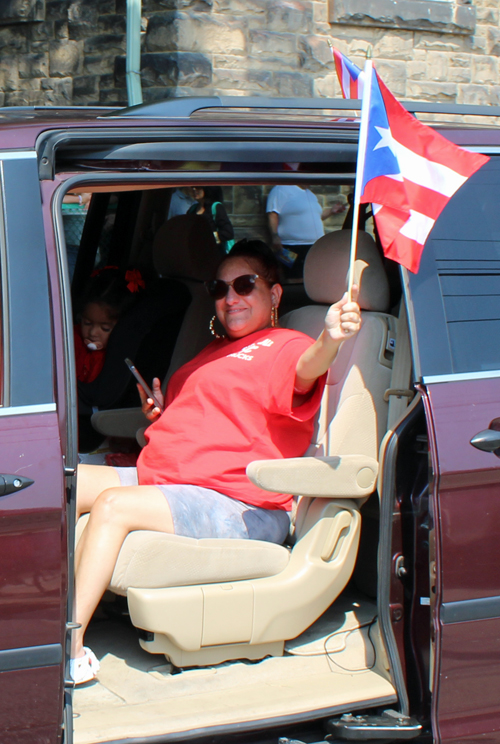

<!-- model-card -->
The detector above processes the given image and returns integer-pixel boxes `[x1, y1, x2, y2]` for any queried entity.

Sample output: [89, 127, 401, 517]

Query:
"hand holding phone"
[124, 358, 164, 412]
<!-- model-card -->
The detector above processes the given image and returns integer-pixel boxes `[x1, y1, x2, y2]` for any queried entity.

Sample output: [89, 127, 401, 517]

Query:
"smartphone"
[124, 358, 163, 411]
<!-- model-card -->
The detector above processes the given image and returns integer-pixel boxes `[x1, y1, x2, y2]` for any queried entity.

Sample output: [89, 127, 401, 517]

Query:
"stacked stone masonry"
[0, 0, 497, 107]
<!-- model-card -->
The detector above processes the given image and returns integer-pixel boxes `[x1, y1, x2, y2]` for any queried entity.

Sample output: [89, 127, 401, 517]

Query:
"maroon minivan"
[1, 97, 499, 744]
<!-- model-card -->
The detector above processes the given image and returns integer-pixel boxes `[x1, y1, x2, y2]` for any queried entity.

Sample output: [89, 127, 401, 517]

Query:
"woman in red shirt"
[71, 242, 361, 683]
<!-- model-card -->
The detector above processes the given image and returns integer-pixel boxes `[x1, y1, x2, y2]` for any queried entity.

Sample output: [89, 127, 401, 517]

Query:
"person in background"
[266, 185, 345, 278]
[188, 185, 234, 254]
[64, 192, 92, 208]
[167, 188, 196, 219]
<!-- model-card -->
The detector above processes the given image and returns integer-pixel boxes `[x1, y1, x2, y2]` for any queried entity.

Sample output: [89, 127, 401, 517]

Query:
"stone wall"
[0, 0, 498, 107]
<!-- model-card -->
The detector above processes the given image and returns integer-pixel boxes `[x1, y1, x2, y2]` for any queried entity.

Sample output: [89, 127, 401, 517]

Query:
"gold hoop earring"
[271, 306, 278, 327]
[210, 315, 225, 339]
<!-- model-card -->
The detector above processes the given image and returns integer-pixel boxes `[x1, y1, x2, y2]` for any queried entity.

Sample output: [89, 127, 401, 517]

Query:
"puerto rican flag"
[359, 65, 489, 272]
[332, 47, 364, 99]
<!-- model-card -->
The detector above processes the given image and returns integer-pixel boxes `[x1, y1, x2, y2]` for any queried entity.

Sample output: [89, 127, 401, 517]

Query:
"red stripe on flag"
[373, 205, 409, 247]
[373, 205, 431, 273]
[333, 50, 345, 97]
[350, 77, 357, 99]
[401, 180, 450, 221]
[363, 176, 458, 222]
[381, 229, 427, 274]
[361, 176, 409, 212]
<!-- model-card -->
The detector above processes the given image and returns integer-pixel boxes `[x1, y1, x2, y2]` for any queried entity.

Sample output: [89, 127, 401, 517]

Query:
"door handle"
[0, 474, 34, 497]
[470, 429, 500, 453]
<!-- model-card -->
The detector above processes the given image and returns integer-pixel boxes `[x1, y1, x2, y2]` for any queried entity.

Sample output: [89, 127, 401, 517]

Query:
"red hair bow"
[125, 269, 145, 293]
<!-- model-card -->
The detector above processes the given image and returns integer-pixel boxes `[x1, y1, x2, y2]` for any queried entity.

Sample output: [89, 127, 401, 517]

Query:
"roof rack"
[0, 105, 118, 112]
[105, 95, 500, 119]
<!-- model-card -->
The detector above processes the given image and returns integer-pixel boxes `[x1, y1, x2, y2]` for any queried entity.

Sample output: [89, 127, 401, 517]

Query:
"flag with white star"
[359, 70, 489, 272]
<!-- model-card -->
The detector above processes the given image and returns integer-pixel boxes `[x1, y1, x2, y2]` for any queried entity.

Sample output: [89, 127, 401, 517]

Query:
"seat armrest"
[246, 455, 378, 498]
[91, 407, 149, 438]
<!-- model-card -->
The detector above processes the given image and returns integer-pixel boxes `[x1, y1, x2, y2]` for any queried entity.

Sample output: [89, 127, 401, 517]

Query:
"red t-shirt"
[137, 327, 325, 510]
[74, 325, 106, 383]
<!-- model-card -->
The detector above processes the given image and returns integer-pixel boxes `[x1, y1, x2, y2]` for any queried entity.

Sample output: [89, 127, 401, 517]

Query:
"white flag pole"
[347, 59, 373, 302]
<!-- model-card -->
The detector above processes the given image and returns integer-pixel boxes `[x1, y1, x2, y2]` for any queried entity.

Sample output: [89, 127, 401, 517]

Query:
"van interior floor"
[73, 589, 397, 744]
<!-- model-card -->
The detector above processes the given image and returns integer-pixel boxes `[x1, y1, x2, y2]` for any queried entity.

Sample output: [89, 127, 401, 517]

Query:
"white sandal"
[70, 646, 100, 685]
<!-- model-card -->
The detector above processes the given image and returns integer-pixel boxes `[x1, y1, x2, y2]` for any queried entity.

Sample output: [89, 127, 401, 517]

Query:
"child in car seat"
[74, 266, 145, 384]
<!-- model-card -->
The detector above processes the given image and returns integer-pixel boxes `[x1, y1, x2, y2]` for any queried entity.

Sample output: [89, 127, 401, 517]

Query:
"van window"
[409, 156, 500, 378]
[0, 256, 3, 406]
[0, 155, 54, 407]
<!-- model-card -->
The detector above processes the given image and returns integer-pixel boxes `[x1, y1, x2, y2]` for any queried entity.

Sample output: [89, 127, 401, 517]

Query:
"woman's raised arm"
[294, 286, 361, 394]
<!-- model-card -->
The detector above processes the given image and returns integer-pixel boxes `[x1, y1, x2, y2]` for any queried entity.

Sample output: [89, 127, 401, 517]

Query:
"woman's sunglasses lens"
[206, 274, 258, 299]
[233, 275, 257, 295]
[206, 280, 227, 299]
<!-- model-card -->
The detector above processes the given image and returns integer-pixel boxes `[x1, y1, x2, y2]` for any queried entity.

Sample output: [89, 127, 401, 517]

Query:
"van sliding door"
[0, 152, 66, 742]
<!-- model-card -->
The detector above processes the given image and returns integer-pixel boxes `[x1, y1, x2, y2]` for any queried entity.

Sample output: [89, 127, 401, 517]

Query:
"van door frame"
[49, 165, 410, 738]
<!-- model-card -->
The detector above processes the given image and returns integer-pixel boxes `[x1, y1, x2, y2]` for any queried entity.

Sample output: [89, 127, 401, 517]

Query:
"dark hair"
[199, 185, 224, 207]
[218, 239, 281, 286]
[78, 267, 142, 321]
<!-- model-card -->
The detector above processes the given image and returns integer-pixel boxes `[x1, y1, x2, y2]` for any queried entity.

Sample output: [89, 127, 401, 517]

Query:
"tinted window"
[409, 156, 500, 377]
[1, 156, 54, 406]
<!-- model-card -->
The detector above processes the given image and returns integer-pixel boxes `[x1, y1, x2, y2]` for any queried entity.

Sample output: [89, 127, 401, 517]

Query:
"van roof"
[0, 97, 499, 151]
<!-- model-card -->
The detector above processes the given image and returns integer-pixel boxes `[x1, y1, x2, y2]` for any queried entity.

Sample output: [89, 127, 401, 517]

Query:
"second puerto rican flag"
[332, 48, 489, 273]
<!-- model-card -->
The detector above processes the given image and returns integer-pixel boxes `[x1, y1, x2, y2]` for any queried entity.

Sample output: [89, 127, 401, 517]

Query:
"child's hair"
[78, 266, 144, 320]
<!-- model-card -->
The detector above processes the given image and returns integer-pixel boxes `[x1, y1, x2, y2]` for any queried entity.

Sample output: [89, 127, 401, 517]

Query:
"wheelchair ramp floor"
[73, 592, 397, 744]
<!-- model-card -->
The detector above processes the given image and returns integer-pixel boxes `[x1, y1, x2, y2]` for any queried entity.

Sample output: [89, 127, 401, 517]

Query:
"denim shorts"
[113, 467, 290, 544]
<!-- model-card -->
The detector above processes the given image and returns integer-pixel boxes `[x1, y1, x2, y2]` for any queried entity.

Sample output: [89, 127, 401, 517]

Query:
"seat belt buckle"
[386, 333, 396, 353]
[384, 388, 414, 403]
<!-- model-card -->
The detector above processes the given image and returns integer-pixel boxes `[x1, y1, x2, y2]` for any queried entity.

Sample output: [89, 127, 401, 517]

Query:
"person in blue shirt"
[167, 188, 196, 219]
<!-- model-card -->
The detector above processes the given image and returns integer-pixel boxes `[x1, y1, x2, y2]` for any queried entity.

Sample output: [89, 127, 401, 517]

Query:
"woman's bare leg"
[76, 464, 121, 520]
[75, 465, 122, 574]
[72, 484, 174, 658]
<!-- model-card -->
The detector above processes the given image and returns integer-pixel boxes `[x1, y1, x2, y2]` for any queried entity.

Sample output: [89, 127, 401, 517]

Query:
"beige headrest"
[153, 214, 221, 281]
[304, 230, 390, 312]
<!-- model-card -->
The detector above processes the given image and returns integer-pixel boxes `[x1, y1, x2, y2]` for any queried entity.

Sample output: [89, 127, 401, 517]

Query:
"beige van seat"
[91, 214, 221, 439]
[92, 229, 393, 667]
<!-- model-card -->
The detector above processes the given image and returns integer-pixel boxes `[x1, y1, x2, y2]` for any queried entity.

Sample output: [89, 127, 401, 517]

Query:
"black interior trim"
[0, 643, 62, 672]
[36, 127, 359, 180]
[441, 595, 500, 624]
[56, 141, 358, 164]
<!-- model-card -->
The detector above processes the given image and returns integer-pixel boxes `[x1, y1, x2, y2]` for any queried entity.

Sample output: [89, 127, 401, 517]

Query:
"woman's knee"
[89, 485, 174, 534]
[89, 487, 127, 525]
[76, 465, 121, 516]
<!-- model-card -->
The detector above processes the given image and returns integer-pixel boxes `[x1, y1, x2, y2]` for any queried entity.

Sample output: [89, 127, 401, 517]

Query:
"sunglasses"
[205, 274, 260, 300]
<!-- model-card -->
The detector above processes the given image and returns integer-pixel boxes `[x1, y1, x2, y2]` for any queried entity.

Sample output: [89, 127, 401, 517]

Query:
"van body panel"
[426, 380, 500, 743]
[0, 412, 66, 741]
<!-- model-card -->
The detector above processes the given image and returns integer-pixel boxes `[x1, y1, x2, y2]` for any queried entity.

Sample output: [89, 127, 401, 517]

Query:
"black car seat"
[77, 276, 190, 451]
[90, 214, 221, 441]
